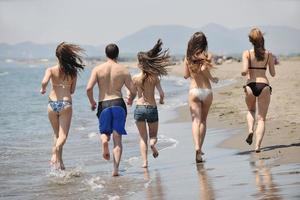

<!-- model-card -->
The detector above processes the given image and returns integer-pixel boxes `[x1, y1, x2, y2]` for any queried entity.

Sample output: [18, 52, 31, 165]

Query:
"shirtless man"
[86, 44, 136, 176]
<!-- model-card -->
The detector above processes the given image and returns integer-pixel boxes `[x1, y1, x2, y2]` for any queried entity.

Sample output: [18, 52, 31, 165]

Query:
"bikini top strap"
[264, 52, 270, 67]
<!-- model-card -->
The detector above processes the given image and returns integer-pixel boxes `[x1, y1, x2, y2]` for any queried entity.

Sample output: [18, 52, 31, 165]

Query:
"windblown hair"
[137, 39, 171, 87]
[56, 42, 85, 79]
[186, 32, 212, 74]
[248, 28, 265, 61]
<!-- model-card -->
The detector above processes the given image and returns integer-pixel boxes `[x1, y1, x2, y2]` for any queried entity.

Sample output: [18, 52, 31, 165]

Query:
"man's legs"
[112, 131, 122, 176]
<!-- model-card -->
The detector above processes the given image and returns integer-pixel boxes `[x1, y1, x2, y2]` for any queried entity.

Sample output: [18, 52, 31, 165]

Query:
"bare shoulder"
[266, 50, 272, 57]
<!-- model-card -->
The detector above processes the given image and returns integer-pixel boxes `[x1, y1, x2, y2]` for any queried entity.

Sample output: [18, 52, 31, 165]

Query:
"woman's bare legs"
[245, 87, 256, 145]
[255, 87, 271, 152]
[136, 121, 148, 167]
[189, 94, 212, 163]
[148, 122, 159, 158]
[199, 94, 213, 153]
[112, 132, 122, 176]
[55, 106, 72, 170]
[48, 106, 59, 167]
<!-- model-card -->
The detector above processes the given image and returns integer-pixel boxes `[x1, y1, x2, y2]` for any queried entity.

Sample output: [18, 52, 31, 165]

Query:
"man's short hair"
[105, 44, 119, 59]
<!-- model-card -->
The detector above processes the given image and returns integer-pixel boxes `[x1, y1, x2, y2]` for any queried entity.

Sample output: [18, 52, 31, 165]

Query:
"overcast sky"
[0, 0, 299, 45]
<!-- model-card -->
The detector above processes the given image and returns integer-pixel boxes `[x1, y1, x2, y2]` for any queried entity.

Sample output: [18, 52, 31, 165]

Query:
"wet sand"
[123, 59, 300, 199]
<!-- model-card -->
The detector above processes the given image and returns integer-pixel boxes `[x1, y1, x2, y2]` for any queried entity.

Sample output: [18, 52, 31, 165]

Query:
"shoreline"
[167, 60, 300, 165]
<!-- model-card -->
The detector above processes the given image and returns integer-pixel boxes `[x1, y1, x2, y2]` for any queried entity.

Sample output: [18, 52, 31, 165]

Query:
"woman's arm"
[268, 53, 276, 77]
[40, 68, 51, 94]
[155, 77, 164, 104]
[201, 65, 218, 83]
[70, 76, 77, 94]
[241, 51, 249, 76]
[183, 58, 191, 79]
[86, 68, 97, 110]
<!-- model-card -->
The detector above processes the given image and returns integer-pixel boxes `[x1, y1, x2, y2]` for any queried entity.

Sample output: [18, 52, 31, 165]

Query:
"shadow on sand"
[236, 143, 300, 155]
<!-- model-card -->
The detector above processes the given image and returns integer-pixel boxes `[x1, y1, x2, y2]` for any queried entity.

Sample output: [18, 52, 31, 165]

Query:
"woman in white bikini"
[242, 28, 275, 153]
[184, 32, 218, 163]
[40, 42, 85, 170]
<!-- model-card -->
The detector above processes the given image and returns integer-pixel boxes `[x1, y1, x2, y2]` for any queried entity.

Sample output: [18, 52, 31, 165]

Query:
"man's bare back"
[95, 60, 132, 101]
[86, 59, 135, 110]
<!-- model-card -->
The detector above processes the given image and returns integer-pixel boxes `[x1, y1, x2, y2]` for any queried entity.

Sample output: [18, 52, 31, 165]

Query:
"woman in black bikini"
[40, 42, 84, 169]
[241, 28, 275, 153]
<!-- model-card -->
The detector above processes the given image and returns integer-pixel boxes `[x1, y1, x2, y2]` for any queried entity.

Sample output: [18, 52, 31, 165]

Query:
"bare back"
[48, 65, 75, 101]
[243, 50, 275, 84]
[184, 59, 213, 89]
[93, 61, 131, 101]
[133, 73, 160, 106]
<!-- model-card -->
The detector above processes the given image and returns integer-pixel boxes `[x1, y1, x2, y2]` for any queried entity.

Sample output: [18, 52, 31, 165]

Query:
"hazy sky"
[0, 0, 299, 45]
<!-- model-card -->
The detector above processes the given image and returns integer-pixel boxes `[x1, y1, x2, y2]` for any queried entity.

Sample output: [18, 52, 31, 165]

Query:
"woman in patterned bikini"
[40, 42, 84, 170]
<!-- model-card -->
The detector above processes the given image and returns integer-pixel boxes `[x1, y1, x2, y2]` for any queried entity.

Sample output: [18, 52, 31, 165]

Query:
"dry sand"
[168, 59, 300, 165]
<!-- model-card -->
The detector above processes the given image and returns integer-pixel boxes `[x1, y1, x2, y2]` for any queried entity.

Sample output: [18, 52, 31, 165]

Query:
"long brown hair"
[186, 32, 212, 74]
[56, 42, 85, 79]
[248, 28, 265, 61]
[137, 39, 171, 88]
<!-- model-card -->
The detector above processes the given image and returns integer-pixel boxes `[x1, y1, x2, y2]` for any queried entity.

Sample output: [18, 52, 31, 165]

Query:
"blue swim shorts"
[96, 98, 127, 135]
[134, 105, 158, 123]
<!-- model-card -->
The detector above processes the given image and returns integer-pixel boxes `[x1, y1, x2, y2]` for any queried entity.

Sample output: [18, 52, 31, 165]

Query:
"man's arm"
[86, 68, 97, 111]
[40, 68, 51, 94]
[124, 71, 136, 106]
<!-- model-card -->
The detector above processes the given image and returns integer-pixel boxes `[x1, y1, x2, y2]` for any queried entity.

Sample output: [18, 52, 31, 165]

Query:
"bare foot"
[112, 169, 119, 177]
[150, 145, 159, 158]
[60, 160, 65, 170]
[142, 162, 148, 168]
[102, 141, 110, 160]
[196, 150, 203, 163]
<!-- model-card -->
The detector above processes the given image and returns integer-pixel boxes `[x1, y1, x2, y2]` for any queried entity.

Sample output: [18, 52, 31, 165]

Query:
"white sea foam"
[144, 179, 152, 188]
[107, 195, 120, 200]
[75, 126, 86, 131]
[83, 176, 105, 191]
[157, 135, 179, 151]
[88, 132, 98, 139]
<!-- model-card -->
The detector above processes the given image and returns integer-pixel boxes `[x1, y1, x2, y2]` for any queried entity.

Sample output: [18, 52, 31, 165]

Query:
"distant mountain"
[117, 23, 300, 55]
[0, 24, 299, 59]
[0, 42, 103, 59]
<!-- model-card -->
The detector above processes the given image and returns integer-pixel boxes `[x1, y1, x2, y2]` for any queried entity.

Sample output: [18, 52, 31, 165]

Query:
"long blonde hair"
[248, 28, 265, 61]
[186, 32, 212, 74]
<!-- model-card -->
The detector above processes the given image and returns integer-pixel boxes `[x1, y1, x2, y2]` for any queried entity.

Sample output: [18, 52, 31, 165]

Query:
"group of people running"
[40, 27, 275, 176]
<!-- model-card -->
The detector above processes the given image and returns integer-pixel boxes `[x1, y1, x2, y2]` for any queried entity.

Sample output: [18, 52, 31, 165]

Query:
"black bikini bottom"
[244, 82, 272, 97]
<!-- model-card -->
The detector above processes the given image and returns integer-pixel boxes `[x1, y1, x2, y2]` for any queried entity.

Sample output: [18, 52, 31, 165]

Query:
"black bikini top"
[248, 50, 269, 70]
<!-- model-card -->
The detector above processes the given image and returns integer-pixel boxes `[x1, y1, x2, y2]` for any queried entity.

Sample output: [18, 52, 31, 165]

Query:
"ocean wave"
[0, 71, 9, 76]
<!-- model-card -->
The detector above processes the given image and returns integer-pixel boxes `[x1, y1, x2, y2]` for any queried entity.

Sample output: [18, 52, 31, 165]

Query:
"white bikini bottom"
[189, 88, 212, 101]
